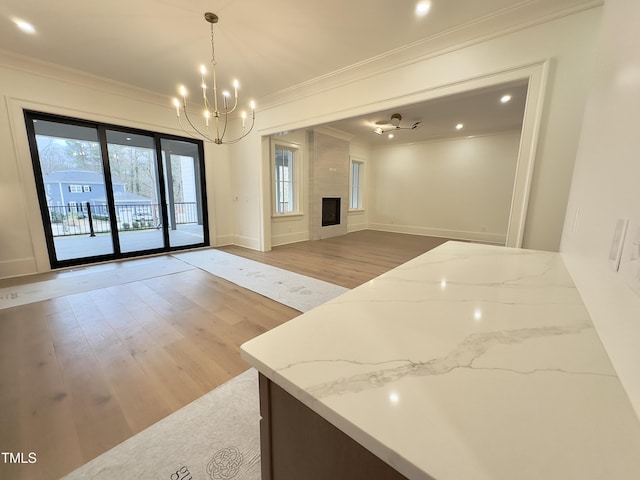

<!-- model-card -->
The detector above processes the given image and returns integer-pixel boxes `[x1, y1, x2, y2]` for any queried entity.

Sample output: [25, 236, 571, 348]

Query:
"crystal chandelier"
[172, 12, 255, 144]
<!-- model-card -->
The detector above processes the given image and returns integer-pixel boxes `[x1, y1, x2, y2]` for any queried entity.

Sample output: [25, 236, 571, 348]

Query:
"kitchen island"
[241, 241, 640, 479]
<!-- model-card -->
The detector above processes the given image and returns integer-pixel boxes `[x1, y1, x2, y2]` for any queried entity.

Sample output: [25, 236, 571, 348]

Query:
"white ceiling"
[319, 80, 529, 145]
[1, 0, 596, 143]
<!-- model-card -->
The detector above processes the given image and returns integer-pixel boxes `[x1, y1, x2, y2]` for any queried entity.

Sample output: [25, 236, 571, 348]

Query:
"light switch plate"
[627, 225, 640, 297]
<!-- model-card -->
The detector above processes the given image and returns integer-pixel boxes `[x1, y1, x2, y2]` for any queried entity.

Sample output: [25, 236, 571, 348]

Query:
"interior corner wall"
[369, 132, 520, 244]
[559, 0, 640, 418]
[0, 57, 234, 278]
[255, 6, 602, 252]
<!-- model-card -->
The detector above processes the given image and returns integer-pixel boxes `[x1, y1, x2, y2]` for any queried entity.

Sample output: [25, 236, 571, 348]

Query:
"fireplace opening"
[322, 197, 341, 227]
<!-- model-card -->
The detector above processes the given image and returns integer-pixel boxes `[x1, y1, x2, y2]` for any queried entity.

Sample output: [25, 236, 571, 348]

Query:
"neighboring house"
[43, 169, 153, 221]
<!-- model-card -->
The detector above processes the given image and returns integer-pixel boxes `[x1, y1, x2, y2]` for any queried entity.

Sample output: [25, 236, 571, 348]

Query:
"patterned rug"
[62, 368, 261, 480]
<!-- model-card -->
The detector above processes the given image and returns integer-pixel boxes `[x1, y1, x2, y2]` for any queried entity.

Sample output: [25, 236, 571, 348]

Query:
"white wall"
[0, 54, 234, 278]
[369, 132, 520, 244]
[560, 0, 640, 417]
[252, 7, 601, 252]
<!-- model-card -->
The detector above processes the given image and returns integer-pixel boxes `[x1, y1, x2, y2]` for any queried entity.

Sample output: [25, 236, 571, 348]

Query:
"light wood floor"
[0, 231, 449, 480]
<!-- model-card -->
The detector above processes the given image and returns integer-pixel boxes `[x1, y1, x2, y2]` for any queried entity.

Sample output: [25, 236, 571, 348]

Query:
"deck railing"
[48, 202, 199, 237]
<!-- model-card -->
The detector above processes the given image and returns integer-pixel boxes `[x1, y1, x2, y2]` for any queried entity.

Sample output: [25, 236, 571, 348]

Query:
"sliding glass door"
[25, 111, 209, 269]
[106, 130, 165, 253]
[161, 138, 206, 248]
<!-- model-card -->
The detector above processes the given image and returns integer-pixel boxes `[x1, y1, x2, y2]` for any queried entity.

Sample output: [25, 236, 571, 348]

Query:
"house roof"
[43, 170, 125, 185]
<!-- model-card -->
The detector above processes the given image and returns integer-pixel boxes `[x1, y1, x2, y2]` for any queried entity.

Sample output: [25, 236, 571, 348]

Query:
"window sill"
[348, 208, 366, 214]
[272, 212, 304, 220]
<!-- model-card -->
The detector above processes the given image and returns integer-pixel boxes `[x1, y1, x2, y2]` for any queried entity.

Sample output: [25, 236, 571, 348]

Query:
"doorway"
[24, 111, 209, 268]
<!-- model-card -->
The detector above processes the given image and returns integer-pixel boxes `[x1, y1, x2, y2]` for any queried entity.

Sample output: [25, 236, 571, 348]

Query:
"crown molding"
[312, 126, 354, 142]
[0, 49, 170, 108]
[258, 0, 602, 110]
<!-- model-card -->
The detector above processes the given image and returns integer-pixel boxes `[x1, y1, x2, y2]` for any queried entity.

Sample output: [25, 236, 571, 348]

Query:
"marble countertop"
[241, 241, 640, 480]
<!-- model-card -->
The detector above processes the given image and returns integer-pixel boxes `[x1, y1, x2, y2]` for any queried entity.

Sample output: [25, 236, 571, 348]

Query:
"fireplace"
[322, 197, 341, 227]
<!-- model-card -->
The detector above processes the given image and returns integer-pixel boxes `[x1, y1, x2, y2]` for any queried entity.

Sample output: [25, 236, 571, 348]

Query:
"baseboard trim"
[233, 235, 262, 251]
[0, 257, 38, 280]
[213, 234, 234, 247]
[368, 223, 506, 245]
[347, 223, 368, 234]
[272, 231, 310, 247]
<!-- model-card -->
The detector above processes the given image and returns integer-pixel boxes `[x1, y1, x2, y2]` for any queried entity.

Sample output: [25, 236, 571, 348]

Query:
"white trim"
[505, 60, 549, 247]
[233, 234, 262, 250]
[258, 2, 601, 110]
[369, 223, 506, 245]
[271, 139, 303, 216]
[271, 231, 310, 247]
[349, 156, 365, 211]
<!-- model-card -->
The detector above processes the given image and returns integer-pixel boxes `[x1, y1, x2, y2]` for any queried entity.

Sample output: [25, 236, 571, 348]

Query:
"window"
[273, 142, 300, 214]
[350, 158, 364, 210]
[25, 110, 209, 269]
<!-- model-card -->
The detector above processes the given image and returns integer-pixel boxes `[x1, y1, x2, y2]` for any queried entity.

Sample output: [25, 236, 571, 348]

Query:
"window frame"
[271, 140, 302, 216]
[24, 109, 209, 270]
[349, 156, 365, 211]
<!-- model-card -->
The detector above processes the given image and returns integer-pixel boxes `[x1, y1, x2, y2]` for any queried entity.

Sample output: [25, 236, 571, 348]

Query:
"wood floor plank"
[0, 231, 446, 480]
[219, 230, 451, 288]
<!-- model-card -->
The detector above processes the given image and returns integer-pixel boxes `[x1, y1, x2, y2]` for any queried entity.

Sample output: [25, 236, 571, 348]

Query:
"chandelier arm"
[183, 108, 217, 143]
[176, 116, 205, 141]
[225, 93, 239, 115]
[223, 115, 256, 144]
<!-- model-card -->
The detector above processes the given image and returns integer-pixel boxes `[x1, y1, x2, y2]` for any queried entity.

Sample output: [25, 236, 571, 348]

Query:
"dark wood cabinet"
[258, 374, 411, 480]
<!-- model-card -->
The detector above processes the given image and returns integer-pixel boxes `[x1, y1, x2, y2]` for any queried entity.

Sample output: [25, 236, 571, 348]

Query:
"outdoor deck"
[53, 224, 205, 260]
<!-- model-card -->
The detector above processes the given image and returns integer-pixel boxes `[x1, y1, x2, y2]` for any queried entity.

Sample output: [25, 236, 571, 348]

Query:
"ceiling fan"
[373, 113, 421, 135]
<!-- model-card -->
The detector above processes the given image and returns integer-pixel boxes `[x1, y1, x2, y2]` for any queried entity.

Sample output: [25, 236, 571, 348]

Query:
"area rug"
[0, 256, 195, 310]
[174, 249, 349, 312]
[62, 368, 261, 480]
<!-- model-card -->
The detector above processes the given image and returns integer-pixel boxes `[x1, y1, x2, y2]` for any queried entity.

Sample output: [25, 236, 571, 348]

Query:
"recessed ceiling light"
[388, 133, 394, 140]
[13, 18, 36, 34]
[456, 123, 464, 130]
[500, 94, 512, 103]
[415, 1, 431, 17]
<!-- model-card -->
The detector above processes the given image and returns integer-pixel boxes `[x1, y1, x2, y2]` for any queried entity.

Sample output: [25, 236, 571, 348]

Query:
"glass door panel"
[26, 112, 209, 269]
[160, 139, 206, 248]
[30, 118, 115, 263]
[106, 130, 165, 253]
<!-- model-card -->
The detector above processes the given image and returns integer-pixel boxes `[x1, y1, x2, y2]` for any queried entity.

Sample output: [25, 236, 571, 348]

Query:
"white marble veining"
[241, 241, 640, 480]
